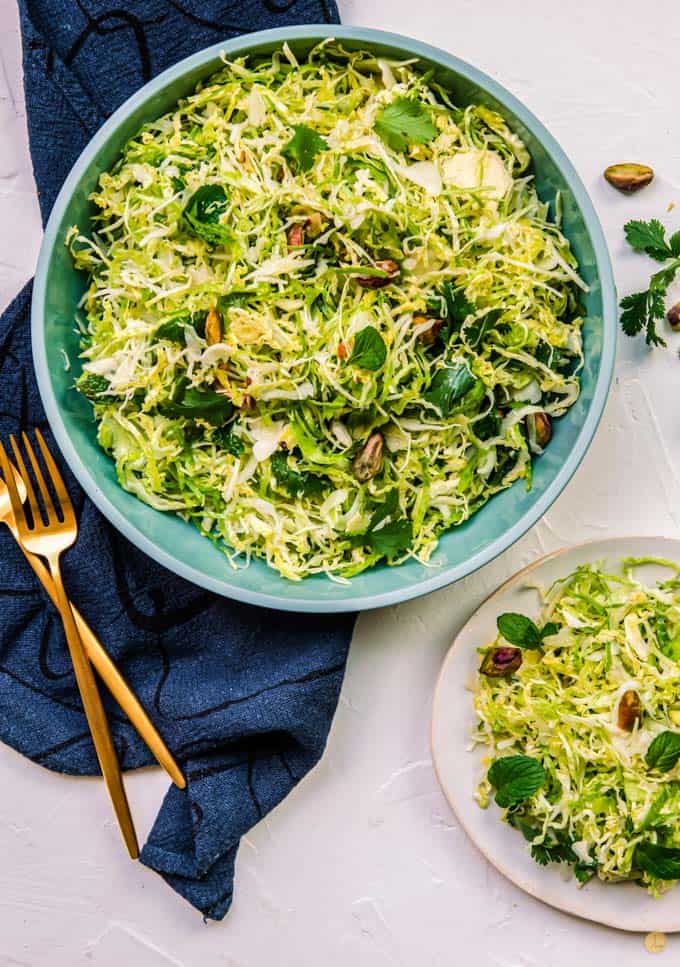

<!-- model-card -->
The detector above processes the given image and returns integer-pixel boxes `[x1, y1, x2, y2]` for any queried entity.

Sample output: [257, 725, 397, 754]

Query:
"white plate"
[431, 536, 680, 933]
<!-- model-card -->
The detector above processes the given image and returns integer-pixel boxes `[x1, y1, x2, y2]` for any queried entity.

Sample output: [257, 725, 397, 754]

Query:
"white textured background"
[2, 1, 680, 963]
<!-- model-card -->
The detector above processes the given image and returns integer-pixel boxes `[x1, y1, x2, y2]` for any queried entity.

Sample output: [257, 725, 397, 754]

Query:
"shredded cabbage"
[474, 559, 680, 895]
[69, 42, 584, 580]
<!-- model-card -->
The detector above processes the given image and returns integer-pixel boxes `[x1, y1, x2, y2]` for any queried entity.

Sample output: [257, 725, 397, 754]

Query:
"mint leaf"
[624, 219, 671, 261]
[487, 755, 545, 808]
[283, 125, 328, 173]
[497, 613, 542, 649]
[182, 185, 230, 246]
[350, 326, 387, 371]
[424, 361, 477, 417]
[163, 379, 233, 425]
[646, 731, 680, 772]
[540, 621, 560, 640]
[634, 842, 680, 880]
[374, 97, 437, 153]
[156, 312, 190, 343]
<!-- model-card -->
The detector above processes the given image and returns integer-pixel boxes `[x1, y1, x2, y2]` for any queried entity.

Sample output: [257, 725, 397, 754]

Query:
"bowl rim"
[31, 24, 617, 613]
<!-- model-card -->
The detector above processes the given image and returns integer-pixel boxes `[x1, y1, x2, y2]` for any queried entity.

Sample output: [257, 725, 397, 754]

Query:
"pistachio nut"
[618, 689, 642, 731]
[667, 302, 680, 331]
[604, 163, 654, 194]
[287, 223, 305, 247]
[527, 412, 552, 451]
[480, 646, 522, 677]
[353, 431, 384, 482]
[205, 306, 223, 345]
[356, 259, 400, 289]
[413, 314, 444, 346]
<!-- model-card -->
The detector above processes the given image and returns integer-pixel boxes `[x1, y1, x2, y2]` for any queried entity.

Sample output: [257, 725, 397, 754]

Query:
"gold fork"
[0, 430, 139, 858]
[0, 464, 185, 791]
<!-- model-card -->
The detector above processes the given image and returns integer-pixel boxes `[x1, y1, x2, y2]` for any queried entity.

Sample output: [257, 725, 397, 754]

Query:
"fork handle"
[9, 530, 184, 789]
[46, 552, 140, 859]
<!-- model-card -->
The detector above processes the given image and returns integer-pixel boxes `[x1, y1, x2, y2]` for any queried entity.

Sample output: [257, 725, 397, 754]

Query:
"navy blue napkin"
[0, 0, 354, 921]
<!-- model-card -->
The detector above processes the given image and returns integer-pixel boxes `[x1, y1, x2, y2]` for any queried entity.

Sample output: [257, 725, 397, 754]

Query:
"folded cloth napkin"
[0, 0, 354, 921]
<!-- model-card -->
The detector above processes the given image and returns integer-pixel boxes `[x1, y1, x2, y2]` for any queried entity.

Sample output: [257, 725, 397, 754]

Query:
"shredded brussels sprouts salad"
[69, 41, 585, 580]
[474, 559, 680, 894]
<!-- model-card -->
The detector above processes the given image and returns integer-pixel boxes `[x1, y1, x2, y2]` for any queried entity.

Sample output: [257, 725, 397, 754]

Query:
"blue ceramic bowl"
[32, 26, 616, 612]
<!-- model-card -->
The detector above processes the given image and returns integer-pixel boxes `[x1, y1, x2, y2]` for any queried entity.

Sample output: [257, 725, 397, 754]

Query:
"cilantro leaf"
[424, 361, 477, 417]
[487, 755, 545, 808]
[646, 731, 680, 772]
[182, 185, 231, 246]
[283, 125, 328, 173]
[77, 372, 110, 400]
[624, 219, 672, 261]
[427, 281, 474, 341]
[374, 97, 437, 153]
[213, 425, 244, 457]
[352, 489, 413, 559]
[464, 308, 503, 348]
[369, 518, 413, 557]
[634, 842, 680, 880]
[270, 451, 326, 497]
[350, 326, 387, 370]
[670, 231, 680, 258]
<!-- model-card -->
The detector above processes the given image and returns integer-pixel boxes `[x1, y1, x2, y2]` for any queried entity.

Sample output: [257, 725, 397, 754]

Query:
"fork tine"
[35, 429, 75, 525]
[22, 432, 58, 526]
[9, 435, 43, 529]
[0, 440, 27, 527]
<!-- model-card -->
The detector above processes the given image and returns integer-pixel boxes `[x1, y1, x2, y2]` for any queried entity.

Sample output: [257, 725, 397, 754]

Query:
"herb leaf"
[353, 489, 413, 558]
[374, 97, 437, 153]
[487, 755, 546, 808]
[213, 425, 244, 457]
[497, 613, 542, 649]
[217, 290, 253, 313]
[634, 842, 680, 880]
[424, 361, 477, 417]
[283, 125, 328, 172]
[77, 372, 110, 400]
[541, 621, 560, 639]
[621, 219, 680, 347]
[624, 219, 672, 261]
[156, 313, 190, 343]
[428, 281, 474, 340]
[182, 185, 230, 246]
[350, 326, 387, 371]
[163, 379, 233, 425]
[646, 731, 680, 772]
[271, 451, 325, 497]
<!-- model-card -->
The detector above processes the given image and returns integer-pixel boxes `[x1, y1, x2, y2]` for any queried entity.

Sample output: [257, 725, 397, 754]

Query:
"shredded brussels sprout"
[474, 559, 680, 895]
[69, 41, 584, 580]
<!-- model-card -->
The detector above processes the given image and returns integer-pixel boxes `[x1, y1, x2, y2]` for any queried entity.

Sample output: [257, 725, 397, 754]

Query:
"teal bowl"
[32, 26, 616, 613]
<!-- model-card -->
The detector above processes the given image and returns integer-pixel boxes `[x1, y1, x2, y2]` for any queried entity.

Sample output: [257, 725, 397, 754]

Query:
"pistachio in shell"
[480, 646, 522, 677]
[604, 163, 654, 194]
[527, 412, 552, 451]
[205, 306, 223, 345]
[618, 689, 642, 731]
[356, 259, 400, 289]
[413, 314, 444, 346]
[353, 431, 384, 482]
[667, 302, 680, 331]
[287, 223, 305, 247]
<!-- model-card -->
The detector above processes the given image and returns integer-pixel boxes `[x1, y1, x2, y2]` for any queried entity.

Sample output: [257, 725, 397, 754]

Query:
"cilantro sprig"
[374, 97, 437, 153]
[620, 218, 680, 348]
